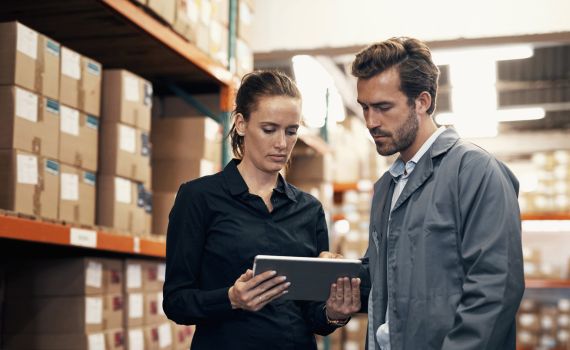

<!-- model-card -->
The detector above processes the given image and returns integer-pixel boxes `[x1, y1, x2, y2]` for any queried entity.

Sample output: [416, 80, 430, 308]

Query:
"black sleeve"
[299, 205, 341, 336]
[357, 246, 372, 313]
[162, 183, 235, 325]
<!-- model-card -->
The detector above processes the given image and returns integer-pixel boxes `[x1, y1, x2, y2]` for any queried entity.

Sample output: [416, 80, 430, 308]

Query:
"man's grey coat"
[360, 128, 525, 350]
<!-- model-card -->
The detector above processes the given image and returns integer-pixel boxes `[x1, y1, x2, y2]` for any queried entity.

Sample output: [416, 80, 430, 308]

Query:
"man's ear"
[416, 91, 432, 115]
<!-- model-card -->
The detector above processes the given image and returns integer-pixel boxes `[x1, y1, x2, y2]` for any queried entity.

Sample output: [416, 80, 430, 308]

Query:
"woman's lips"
[269, 155, 286, 161]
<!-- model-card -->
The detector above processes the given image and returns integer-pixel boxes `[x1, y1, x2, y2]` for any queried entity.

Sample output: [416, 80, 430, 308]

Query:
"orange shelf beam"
[333, 183, 359, 192]
[95, 0, 234, 87]
[521, 213, 570, 221]
[525, 279, 570, 289]
[0, 215, 166, 258]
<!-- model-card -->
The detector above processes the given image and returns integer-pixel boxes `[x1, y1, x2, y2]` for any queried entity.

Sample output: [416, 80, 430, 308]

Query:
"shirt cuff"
[199, 286, 235, 319]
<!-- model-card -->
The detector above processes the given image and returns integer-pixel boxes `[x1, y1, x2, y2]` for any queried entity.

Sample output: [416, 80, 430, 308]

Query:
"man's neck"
[237, 156, 279, 192]
[399, 118, 438, 164]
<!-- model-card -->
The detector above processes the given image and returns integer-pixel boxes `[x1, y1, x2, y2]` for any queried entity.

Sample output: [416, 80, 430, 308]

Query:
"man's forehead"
[357, 68, 402, 102]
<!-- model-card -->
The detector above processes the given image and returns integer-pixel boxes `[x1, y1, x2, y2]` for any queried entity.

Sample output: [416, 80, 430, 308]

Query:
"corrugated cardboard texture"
[0, 86, 60, 160]
[102, 69, 152, 132]
[5, 258, 105, 297]
[106, 328, 126, 350]
[104, 293, 124, 330]
[0, 22, 60, 100]
[152, 158, 217, 192]
[145, 292, 168, 326]
[59, 105, 99, 172]
[59, 46, 102, 116]
[102, 258, 124, 294]
[58, 163, 96, 225]
[0, 149, 59, 219]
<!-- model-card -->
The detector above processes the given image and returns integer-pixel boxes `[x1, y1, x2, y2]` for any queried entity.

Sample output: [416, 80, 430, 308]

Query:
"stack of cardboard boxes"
[516, 298, 570, 349]
[150, 97, 222, 236]
[98, 69, 153, 235]
[0, 21, 101, 226]
[1, 258, 195, 350]
[522, 247, 566, 281]
[332, 189, 372, 261]
[236, 0, 255, 77]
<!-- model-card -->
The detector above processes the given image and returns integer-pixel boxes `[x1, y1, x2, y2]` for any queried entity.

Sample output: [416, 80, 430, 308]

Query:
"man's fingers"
[343, 277, 352, 305]
[329, 283, 337, 301]
[336, 278, 344, 300]
[351, 278, 361, 305]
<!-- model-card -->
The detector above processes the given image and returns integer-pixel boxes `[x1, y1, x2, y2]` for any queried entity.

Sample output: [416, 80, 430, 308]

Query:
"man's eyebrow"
[357, 100, 393, 106]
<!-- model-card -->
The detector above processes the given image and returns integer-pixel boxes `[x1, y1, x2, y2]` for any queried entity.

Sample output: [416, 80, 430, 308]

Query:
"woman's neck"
[236, 157, 279, 192]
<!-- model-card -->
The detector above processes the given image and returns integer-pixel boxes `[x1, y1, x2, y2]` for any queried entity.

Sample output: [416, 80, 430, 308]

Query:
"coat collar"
[430, 127, 460, 159]
[222, 159, 297, 202]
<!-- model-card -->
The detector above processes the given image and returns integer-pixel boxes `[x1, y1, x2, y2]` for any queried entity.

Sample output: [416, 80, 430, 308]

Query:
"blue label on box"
[46, 159, 59, 176]
[143, 82, 153, 107]
[46, 99, 60, 115]
[87, 61, 100, 76]
[86, 115, 99, 130]
[141, 133, 149, 157]
[84, 171, 96, 186]
[137, 183, 145, 208]
[145, 191, 153, 214]
[46, 40, 60, 57]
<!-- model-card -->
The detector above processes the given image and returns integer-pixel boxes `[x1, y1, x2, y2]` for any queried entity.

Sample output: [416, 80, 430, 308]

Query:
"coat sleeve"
[300, 205, 342, 336]
[358, 247, 372, 313]
[162, 183, 235, 326]
[441, 155, 525, 350]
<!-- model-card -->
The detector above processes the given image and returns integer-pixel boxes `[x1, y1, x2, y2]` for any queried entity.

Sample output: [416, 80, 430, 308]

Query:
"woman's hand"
[325, 277, 361, 321]
[228, 269, 290, 312]
[319, 251, 345, 259]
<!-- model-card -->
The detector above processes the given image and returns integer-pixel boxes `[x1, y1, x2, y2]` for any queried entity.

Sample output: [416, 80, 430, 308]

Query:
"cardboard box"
[59, 46, 102, 116]
[4, 295, 105, 333]
[99, 122, 151, 185]
[0, 21, 61, 100]
[540, 306, 558, 333]
[210, 20, 229, 66]
[0, 85, 60, 160]
[145, 261, 166, 292]
[292, 181, 334, 210]
[519, 299, 541, 313]
[557, 329, 570, 349]
[106, 328, 126, 350]
[145, 323, 174, 350]
[59, 104, 99, 172]
[237, 0, 254, 45]
[195, 0, 212, 54]
[58, 163, 96, 225]
[172, 324, 195, 350]
[102, 69, 153, 132]
[0, 150, 59, 219]
[148, 0, 176, 25]
[152, 158, 220, 192]
[151, 117, 221, 162]
[559, 299, 570, 313]
[236, 38, 253, 77]
[517, 312, 541, 331]
[125, 327, 145, 350]
[523, 260, 541, 279]
[173, 0, 199, 43]
[517, 330, 538, 348]
[124, 259, 147, 293]
[3, 332, 108, 350]
[125, 292, 145, 327]
[558, 313, 570, 328]
[103, 258, 124, 294]
[5, 258, 106, 297]
[288, 153, 333, 184]
[212, 0, 229, 26]
[522, 247, 541, 262]
[152, 192, 176, 236]
[145, 291, 168, 325]
[104, 293, 124, 330]
[97, 175, 149, 234]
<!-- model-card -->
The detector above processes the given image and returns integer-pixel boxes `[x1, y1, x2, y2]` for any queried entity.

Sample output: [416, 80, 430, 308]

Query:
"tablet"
[252, 255, 362, 301]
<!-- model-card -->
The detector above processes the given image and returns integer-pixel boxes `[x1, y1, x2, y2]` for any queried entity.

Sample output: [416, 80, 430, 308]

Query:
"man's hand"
[325, 277, 361, 321]
[228, 269, 290, 312]
[319, 251, 345, 259]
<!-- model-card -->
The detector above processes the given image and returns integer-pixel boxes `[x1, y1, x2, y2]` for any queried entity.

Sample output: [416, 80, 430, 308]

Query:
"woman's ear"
[235, 113, 246, 136]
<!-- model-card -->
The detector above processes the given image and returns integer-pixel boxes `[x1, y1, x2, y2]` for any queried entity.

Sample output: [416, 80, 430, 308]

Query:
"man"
[351, 37, 524, 350]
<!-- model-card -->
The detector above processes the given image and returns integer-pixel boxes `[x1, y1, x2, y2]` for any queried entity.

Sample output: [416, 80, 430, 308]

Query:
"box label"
[137, 183, 145, 208]
[70, 228, 97, 247]
[88, 333, 105, 350]
[187, 0, 199, 23]
[17, 154, 38, 185]
[119, 125, 136, 154]
[60, 105, 80, 136]
[46, 99, 60, 115]
[85, 297, 103, 324]
[61, 47, 81, 80]
[45, 39, 60, 57]
[115, 177, 132, 204]
[239, 2, 252, 25]
[84, 171, 96, 186]
[145, 191, 153, 214]
[158, 323, 173, 348]
[16, 23, 38, 60]
[129, 293, 143, 319]
[87, 61, 100, 76]
[200, 0, 212, 25]
[61, 172, 79, 201]
[141, 133, 150, 157]
[86, 115, 99, 130]
[158, 263, 166, 282]
[205, 117, 219, 141]
[210, 20, 222, 45]
[16, 87, 38, 123]
[200, 159, 215, 177]
[127, 263, 142, 289]
[86, 260, 103, 288]
[46, 159, 60, 176]
[133, 237, 140, 253]
[128, 329, 144, 350]
[114, 331, 124, 348]
[157, 292, 165, 315]
[143, 82, 153, 107]
[124, 75, 140, 102]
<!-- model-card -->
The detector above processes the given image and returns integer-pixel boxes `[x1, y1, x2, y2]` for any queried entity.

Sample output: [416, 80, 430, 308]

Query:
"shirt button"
[272, 199, 276, 203]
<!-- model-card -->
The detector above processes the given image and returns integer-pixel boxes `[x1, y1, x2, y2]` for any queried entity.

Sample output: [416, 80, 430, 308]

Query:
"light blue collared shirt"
[372, 126, 446, 350]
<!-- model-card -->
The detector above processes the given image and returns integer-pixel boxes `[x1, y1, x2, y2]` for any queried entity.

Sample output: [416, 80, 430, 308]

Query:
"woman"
[163, 70, 361, 350]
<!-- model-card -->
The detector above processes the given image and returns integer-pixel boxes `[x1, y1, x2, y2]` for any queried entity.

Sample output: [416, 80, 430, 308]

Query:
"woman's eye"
[263, 129, 275, 134]
[287, 131, 297, 136]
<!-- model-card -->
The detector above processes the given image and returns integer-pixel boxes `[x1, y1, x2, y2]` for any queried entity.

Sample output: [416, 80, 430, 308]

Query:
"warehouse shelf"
[521, 213, 570, 221]
[333, 183, 359, 192]
[0, 214, 166, 258]
[0, 0, 238, 96]
[525, 279, 570, 289]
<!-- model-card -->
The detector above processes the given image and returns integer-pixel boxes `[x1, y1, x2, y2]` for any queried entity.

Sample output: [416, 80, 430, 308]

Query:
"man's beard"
[370, 107, 419, 157]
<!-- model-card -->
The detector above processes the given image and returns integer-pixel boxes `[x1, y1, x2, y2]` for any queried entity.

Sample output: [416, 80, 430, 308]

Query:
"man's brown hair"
[350, 37, 440, 115]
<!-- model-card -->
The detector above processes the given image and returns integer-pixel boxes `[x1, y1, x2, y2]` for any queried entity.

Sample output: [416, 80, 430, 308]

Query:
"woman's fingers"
[251, 275, 288, 297]
[243, 270, 277, 291]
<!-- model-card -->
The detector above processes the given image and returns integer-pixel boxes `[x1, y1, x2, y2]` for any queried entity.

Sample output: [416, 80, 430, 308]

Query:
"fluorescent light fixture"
[436, 108, 545, 125]
[431, 45, 534, 66]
